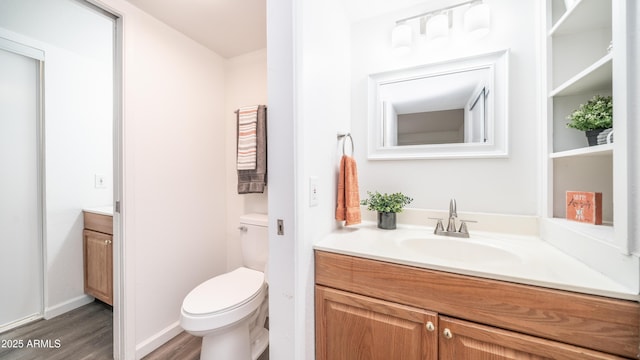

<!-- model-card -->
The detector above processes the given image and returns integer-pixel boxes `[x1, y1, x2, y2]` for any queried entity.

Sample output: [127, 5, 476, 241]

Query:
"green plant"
[566, 95, 613, 131]
[361, 191, 413, 213]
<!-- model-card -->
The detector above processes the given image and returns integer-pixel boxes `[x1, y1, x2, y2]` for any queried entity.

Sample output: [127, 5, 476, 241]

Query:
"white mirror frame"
[367, 49, 510, 160]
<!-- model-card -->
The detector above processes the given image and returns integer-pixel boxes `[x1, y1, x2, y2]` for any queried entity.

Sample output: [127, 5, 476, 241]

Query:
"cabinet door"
[83, 229, 113, 305]
[316, 286, 437, 360]
[439, 316, 626, 360]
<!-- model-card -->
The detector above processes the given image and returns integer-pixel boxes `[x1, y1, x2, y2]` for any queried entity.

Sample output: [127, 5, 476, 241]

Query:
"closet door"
[0, 46, 43, 329]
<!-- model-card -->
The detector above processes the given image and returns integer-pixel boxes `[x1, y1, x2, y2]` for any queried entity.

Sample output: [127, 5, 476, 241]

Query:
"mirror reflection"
[368, 50, 509, 160]
[380, 68, 489, 146]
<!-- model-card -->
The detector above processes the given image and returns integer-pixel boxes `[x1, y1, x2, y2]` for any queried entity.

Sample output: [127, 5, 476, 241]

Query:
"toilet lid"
[183, 267, 264, 316]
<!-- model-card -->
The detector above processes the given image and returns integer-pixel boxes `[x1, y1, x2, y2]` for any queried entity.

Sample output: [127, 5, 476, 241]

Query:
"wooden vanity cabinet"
[316, 286, 438, 360]
[315, 251, 640, 359]
[83, 211, 113, 305]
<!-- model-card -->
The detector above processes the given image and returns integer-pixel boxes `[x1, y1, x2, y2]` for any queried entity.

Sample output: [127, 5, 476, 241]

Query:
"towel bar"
[337, 133, 354, 156]
[234, 105, 267, 114]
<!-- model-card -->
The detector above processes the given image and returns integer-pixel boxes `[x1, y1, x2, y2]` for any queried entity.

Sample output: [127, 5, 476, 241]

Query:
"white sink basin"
[397, 236, 523, 265]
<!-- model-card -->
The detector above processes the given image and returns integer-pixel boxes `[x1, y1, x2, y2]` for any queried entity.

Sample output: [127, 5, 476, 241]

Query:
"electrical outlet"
[309, 176, 319, 207]
[94, 174, 106, 189]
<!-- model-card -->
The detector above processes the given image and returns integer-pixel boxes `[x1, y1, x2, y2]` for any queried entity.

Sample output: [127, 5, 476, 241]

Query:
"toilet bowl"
[180, 214, 269, 360]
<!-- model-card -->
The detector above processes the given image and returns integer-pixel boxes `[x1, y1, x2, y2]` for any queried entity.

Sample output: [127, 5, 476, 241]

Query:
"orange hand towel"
[335, 155, 361, 225]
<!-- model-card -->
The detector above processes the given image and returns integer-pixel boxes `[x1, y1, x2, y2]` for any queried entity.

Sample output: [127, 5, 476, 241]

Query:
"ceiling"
[125, 0, 442, 59]
[126, 0, 267, 59]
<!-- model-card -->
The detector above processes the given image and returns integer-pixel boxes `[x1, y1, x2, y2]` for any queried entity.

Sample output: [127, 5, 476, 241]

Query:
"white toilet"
[180, 214, 269, 360]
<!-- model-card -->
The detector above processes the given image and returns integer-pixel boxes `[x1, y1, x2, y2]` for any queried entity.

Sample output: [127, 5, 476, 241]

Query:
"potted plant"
[566, 95, 613, 146]
[361, 191, 413, 230]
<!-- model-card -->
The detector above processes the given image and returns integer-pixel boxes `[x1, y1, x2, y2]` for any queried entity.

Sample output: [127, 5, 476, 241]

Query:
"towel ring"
[337, 133, 354, 156]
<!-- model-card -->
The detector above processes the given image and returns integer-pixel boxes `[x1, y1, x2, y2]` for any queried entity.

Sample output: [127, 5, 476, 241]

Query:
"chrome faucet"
[430, 199, 476, 238]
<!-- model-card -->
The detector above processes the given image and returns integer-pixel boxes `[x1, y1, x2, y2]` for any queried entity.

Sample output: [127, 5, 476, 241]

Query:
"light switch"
[94, 174, 106, 189]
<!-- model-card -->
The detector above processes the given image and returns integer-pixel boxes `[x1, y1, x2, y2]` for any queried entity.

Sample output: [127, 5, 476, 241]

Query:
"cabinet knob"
[426, 321, 435, 332]
[104, 239, 112, 245]
[443, 328, 453, 339]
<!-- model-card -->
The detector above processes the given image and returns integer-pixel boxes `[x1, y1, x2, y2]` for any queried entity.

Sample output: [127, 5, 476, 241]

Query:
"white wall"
[351, 0, 540, 215]
[297, 0, 352, 357]
[0, 0, 114, 317]
[266, 0, 352, 358]
[100, 1, 228, 357]
[224, 49, 268, 271]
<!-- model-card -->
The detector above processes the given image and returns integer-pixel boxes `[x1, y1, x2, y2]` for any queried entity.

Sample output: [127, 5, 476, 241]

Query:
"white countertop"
[83, 206, 114, 216]
[315, 222, 638, 301]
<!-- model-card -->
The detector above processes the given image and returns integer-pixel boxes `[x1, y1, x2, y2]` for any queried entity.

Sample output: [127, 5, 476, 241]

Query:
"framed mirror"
[368, 50, 509, 160]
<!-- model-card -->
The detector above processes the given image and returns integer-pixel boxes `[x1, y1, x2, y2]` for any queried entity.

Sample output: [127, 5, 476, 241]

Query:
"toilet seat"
[183, 267, 265, 317]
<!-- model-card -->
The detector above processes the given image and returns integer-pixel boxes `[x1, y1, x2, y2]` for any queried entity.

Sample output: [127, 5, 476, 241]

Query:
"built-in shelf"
[549, 0, 612, 36]
[542, 0, 637, 296]
[549, 54, 612, 97]
[550, 143, 613, 159]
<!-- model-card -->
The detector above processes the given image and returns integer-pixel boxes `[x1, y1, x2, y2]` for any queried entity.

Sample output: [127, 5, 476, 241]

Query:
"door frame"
[82, 1, 126, 358]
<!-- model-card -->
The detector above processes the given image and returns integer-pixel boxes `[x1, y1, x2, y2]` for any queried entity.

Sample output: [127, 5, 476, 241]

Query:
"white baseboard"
[0, 313, 42, 333]
[44, 294, 95, 319]
[135, 321, 183, 360]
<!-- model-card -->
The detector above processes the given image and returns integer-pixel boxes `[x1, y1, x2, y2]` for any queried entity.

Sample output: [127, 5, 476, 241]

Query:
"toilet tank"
[239, 213, 268, 272]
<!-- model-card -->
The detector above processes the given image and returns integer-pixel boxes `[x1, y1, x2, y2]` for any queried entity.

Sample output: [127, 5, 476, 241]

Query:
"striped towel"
[237, 105, 259, 170]
[238, 105, 267, 194]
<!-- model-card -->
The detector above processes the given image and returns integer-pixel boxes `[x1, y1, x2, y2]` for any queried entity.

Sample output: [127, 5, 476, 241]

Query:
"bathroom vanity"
[314, 225, 640, 359]
[83, 207, 114, 305]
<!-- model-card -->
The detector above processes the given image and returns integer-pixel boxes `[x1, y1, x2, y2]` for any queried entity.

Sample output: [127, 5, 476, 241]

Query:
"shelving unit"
[545, 0, 613, 221]
[541, 0, 637, 293]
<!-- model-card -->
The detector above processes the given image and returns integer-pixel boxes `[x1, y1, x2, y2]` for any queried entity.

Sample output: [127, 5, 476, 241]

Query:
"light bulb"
[392, 23, 412, 48]
[426, 13, 449, 41]
[391, 22, 412, 55]
[464, 2, 490, 39]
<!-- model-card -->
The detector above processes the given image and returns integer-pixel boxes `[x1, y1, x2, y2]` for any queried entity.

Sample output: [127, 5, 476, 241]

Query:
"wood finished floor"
[1, 301, 269, 360]
[0, 301, 113, 360]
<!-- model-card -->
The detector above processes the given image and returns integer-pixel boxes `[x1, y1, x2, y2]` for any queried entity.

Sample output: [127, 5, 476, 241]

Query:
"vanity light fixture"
[390, 0, 490, 51]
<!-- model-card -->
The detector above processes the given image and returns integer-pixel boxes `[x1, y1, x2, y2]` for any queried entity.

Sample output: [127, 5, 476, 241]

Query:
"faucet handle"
[457, 220, 477, 235]
[428, 217, 445, 234]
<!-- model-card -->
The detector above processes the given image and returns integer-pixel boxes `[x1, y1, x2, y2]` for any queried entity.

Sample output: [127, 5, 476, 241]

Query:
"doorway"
[0, 0, 123, 358]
